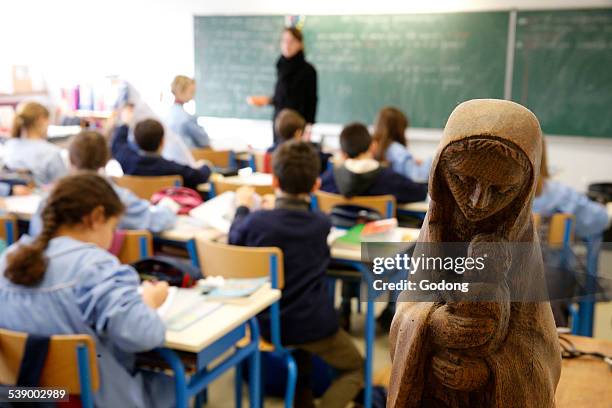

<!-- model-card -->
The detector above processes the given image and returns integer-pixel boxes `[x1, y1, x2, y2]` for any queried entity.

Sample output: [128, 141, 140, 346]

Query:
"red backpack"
[151, 187, 203, 215]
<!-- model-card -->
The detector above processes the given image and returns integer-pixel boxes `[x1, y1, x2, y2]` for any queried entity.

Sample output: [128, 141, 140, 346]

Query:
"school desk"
[0, 194, 41, 221]
[159, 284, 281, 408]
[372, 334, 612, 408]
[396, 200, 429, 220]
[328, 226, 419, 408]
[197, 172, 273, 194]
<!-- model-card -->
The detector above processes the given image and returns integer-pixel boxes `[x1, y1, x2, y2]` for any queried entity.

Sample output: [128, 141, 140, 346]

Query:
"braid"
[4, 173, 124, 286]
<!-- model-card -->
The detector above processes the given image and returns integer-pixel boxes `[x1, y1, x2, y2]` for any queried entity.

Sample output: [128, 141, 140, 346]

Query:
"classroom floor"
[206, 300, 391, 408]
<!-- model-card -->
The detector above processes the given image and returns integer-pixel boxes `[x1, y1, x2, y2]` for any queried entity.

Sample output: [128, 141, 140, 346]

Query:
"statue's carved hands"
[429, 304, 496, 349]
[432, 349, 490, 391]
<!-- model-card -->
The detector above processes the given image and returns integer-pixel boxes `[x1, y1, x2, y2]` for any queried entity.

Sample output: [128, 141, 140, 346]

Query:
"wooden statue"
[388, 99, 561, 407]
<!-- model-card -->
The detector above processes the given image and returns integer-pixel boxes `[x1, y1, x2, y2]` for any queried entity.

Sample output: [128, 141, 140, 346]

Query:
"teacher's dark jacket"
[272, 51, 318, 126]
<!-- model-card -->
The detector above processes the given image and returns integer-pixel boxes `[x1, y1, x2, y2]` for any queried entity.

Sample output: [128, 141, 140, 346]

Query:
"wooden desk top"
[218, 172, 273, 187]
[165, 284, 280, 353]
[556, 334, 612, 407]
[397, 200, 429, 213]
[373, 335, 612, 408]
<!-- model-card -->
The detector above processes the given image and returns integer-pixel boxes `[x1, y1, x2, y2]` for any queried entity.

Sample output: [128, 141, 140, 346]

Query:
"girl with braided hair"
[0, 173, 174, 408]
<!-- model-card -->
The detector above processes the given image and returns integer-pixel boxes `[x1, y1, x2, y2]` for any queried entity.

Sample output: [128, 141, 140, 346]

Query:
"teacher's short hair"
[272, 140, 319, 195]
[275, 109, 306, 142]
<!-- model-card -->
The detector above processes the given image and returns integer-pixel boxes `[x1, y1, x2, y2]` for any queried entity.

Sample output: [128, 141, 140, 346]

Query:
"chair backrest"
[533, 212, 575, 248]
[248, 151, 267, 173]
[212, 179, 275, 197]
[0, 328, 100, 394]
[116, 230, 153, 264]
[194, 235, 284, 289]
[191, 148, 234, 168]
[0, 213, 18, 246]
[112, 175, 182, 200]
[313, 190, 396, 218]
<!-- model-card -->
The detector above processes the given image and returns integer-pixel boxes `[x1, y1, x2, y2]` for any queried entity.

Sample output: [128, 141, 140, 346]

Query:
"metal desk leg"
[247, 317, 261, 408]
[156, 348, 189, 408]
[364, 292, 374, 408]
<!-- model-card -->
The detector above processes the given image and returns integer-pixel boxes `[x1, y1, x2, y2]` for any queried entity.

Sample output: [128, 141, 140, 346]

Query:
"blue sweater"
[320, 162, 428, 204]
[228, 199, 338, 345]
[111, 125, 210, 189]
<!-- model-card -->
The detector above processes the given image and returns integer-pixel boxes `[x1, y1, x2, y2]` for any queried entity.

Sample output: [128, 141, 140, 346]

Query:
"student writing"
[3, 101, 68, 186]
[321, 122, 428, 204]
[533, 138, 609, 240]
[111, 118, 211, 189]
[373, 106, 431, 183]
[0, 173, 173, 408]
[29, 131, 177, 236]
[265, 108, 330, 174]
[229, 141, 364, 408]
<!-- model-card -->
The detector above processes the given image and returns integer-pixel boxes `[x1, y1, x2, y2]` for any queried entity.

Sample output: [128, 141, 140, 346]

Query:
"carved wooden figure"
[389, 99, 561, 407]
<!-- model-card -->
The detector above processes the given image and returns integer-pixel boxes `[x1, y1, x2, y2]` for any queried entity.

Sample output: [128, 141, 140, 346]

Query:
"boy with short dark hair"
[229, 141, 364, 408]
[111, 118, 211, 189]
[265, 109, 330, 174]
[321, 122, 427, 203]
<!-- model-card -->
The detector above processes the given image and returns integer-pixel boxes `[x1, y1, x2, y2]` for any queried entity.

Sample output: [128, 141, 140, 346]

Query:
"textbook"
[333, 218, 400, 249]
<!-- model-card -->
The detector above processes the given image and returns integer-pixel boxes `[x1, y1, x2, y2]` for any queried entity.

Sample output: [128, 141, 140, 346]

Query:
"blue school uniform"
[320, 160, 428, 204]
[111, 125, 211, 189]
[28, 180, 177, 236]
[0, 236, 174, 408]
[533, 180, 609, 240]
[228, 198, 338, 345]
[385, 141, 432, 183]
[2, 138, 68, 186]
[166, 103, 210, 148]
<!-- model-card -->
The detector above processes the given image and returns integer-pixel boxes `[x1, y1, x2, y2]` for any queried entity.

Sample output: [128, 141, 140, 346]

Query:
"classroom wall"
[3, 0, 612, 190]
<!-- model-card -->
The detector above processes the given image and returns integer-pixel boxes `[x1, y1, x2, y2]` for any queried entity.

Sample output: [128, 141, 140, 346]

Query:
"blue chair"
[194, 238, 296, 408]
[0, 328, 99, 408]
[0, 213, 18, 246]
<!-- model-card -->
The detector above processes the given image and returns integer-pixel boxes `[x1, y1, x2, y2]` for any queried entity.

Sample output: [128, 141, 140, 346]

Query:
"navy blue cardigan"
[111, 125, 210, 189]
[228, 202, 338, 345]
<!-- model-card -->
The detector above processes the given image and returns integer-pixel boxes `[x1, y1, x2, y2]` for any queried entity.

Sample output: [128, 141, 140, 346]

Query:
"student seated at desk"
[0, 173, 173, 408]
[372, 106, 432, 183]
[3, 101, 68, 186]
[29, 131, 177, 236]
[166, 75, 210, 148]
[111, 118, 211, 189]
[229, 141, 364, 408]
[264, 108, 330, 174]
[534, 138, 609, 240]
[321, 122, 427, 204]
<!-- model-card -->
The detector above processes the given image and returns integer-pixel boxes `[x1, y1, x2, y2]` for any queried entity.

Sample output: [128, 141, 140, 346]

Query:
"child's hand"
[12, 185, 32, 196]
[236, 186, 256, 209]
[261, 194, 276, 210]
[141, 280, 169, 309]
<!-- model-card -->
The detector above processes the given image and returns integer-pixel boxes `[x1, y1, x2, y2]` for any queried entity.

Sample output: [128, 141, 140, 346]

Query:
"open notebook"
[157, 287, 222, 332]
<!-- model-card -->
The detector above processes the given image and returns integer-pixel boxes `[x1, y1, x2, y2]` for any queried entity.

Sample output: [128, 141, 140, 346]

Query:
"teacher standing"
[248, 27, 318, 143]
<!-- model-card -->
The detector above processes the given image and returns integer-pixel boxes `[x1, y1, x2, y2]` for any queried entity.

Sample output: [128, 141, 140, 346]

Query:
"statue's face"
[441, 147, 527, 222]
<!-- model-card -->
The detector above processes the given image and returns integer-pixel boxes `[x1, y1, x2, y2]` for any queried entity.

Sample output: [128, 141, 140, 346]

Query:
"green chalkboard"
[512, 9, 612, 138]
[194, 13, 509, 127]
